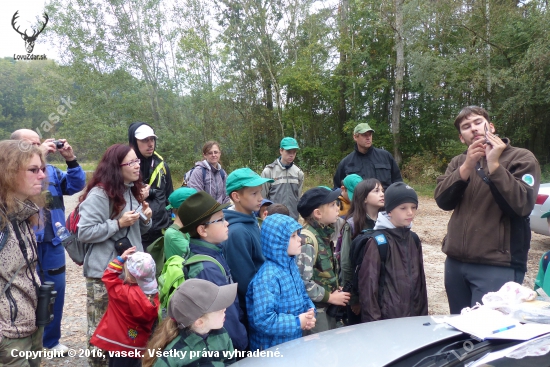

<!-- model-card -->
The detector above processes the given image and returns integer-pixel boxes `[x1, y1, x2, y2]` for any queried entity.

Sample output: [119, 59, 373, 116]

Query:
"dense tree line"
[1, 0, 549, 180]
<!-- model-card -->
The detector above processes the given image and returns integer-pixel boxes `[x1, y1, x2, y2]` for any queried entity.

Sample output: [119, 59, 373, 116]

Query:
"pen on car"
[491, 325, 516, 334]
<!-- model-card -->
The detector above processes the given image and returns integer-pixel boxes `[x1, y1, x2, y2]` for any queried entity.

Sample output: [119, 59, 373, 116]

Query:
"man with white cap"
[333, 122, 402, 190]
[128, 122, 174, 248]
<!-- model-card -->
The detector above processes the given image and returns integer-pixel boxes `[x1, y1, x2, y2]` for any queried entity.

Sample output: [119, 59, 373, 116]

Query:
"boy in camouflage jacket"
[296, 187, 351, 333]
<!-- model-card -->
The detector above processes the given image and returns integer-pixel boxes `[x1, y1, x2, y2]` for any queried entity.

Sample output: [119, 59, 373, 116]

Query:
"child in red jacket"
[91, 247, 159, 367]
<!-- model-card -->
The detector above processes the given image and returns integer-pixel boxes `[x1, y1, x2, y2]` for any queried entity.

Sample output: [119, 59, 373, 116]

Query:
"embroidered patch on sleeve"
[522, 174, 535, 187]
[374, 234, 387, 246]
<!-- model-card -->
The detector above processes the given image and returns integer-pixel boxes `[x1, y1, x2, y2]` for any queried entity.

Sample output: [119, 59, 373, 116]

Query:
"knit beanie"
[384, 182, 418, 213]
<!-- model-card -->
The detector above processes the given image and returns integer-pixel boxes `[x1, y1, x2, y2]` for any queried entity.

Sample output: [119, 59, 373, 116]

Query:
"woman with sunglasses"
[186, 141, 230, 204]
[77, 144, 152, 367]
[0, 140, 47, 366]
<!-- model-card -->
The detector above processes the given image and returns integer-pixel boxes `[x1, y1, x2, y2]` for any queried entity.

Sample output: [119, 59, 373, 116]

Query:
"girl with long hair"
[0, 140, 47, 367]
[339, 178, 385, 325]
[78, 144, 153, 367]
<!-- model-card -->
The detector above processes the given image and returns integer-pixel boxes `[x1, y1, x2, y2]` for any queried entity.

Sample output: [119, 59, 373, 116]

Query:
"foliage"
[1, 0, 549, 179]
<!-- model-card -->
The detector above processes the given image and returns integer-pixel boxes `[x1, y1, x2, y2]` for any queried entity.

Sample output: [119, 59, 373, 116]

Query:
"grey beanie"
[384, 182, 418, 213]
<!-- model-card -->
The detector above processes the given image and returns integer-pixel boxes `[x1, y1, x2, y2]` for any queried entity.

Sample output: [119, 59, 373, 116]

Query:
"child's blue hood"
[261, 214, 302, 266]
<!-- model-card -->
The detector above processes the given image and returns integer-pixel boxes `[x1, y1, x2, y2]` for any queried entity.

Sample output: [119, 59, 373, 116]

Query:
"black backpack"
[349, 229, 420, 304]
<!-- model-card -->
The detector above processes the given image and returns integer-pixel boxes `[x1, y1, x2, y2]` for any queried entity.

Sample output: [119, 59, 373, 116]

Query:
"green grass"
[51, 162, 97, 171]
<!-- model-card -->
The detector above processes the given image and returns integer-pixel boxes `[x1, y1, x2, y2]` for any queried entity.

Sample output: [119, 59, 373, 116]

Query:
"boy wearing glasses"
[177, 191, 248, 351]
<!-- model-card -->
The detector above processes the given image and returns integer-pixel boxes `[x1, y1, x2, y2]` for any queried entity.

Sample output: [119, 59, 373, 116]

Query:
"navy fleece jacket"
[222, 209, 265, 317]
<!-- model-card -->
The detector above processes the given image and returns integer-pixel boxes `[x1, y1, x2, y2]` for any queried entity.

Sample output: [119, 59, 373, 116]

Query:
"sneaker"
[45, 343, 69, 357]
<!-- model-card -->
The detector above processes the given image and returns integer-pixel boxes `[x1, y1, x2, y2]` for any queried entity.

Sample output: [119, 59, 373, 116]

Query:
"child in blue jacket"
[246, 214, 316, 351]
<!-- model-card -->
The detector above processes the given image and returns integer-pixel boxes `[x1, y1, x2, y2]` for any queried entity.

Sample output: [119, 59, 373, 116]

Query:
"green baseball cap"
[354, 123, 375, 134]
[226, 168, 273, 195]
[166, 187, 198, 210]
[343, 174, 363, 200]
[542, 211, 550, 219]
[280, 137, 300, 150]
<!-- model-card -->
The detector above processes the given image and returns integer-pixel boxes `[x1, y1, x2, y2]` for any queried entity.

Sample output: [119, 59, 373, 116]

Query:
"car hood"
[233, 316, 462, 367]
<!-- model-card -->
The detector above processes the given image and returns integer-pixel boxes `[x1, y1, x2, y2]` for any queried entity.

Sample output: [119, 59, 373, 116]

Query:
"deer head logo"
[12, 11, 49, 54]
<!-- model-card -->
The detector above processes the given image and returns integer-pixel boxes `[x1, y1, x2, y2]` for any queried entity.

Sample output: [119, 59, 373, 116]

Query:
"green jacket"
[164, 224, 190, 259]
[154, 328, 234, 366]
[296, 221, 338, 306]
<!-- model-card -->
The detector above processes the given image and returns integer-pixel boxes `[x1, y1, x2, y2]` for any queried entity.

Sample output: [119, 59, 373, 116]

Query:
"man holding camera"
[11, 129, 86, 356]
[128, 122, 174, 248]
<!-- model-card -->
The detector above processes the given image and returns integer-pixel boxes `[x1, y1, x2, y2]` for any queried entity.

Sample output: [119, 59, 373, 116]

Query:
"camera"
[326, 281, 353, 320]
[135, 204, 148, 221]
[36, 281, 57, 326]
[53, 140, 64, 149]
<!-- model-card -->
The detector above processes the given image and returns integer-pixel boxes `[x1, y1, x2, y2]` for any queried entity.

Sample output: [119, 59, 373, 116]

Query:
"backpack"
[349, 229, 420, 304]
[146, 235, 165, 277]
[181, 166, 226, 187]
[63, 206, 89, 266]
[157, 254, 226, 318]
[300, 228, 319, 262]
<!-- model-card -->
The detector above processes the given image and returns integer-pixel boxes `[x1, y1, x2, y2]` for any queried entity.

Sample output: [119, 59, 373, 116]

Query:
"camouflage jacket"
[296, 221, 338, 306]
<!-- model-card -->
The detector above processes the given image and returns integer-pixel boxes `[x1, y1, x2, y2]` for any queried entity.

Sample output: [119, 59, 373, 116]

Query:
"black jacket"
[128, 122, 174, 234]
[333, 144, 402, 189]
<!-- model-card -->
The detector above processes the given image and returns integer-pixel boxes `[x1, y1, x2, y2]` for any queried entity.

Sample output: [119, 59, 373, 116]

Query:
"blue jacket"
[35, 163, 86, 269]
[222, 209, 265, 316]
[187, 238, 248, 351]
[246, 214, 314, 351]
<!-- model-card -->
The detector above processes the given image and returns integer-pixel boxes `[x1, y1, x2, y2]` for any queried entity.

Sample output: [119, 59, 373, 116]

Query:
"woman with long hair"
[78, 144, 152, 367]
[0, 140, 47, 367]
[186, 141, 229, 204]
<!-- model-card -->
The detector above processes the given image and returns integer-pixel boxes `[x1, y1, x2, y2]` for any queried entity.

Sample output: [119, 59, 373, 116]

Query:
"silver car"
[233, 316, 550, 366]
[530, 183, 550, 236]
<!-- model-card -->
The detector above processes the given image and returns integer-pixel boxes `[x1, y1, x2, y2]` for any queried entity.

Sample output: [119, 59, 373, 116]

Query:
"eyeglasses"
[203, 216, 226, 225]
[27, 167, 46, 174]
[120, 159, 141, 168]
[206, 151, 220, 156]
[138, 137, 155, 143]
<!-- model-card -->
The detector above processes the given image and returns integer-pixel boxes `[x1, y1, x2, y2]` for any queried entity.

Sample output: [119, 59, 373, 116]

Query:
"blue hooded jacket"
[222, 209, 265, 316]
[246, 214, 314, 351]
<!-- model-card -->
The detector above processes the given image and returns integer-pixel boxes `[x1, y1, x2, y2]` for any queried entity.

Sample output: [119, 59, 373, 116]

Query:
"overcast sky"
[0, 0, 59, 59]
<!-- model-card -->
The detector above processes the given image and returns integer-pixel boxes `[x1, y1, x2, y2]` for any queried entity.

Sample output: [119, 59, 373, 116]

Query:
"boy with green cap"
[222, 168, 273, 323]
[261, 137, 304, 220]
[163, 187, 197, 259]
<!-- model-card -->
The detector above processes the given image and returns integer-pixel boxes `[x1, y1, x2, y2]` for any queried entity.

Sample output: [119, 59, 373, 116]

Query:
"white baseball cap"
[135, 125, 157, 140]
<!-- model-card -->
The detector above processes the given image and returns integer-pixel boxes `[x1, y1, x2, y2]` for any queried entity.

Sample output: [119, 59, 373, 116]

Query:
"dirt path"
[41, 194, 550, 366]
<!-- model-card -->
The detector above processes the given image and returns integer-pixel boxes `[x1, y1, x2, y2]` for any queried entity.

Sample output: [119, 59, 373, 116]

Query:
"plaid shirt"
[246, 214, 314, 351]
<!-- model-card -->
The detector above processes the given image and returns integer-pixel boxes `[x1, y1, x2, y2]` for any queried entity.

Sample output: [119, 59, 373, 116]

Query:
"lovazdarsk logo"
[12, 10, 48, 61]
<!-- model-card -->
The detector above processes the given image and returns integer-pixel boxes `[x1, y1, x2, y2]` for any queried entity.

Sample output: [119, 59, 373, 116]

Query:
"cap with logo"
[384, 182, 418, 213]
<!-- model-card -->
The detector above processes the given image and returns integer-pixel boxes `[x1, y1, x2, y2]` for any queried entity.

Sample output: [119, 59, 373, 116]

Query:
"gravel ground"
[40, 193, 550, 366]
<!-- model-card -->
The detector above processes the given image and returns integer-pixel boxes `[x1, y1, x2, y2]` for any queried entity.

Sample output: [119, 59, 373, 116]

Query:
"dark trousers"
[108, 356, 141, 367]
[444, 257, 525, 314]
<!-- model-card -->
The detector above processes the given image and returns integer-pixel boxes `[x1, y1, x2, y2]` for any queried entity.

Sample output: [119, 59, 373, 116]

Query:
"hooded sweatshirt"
[358, 212, 428, 322]
[246, 214, 314, 351]
[186, 160, 229, 204]
[128, 122, 174, 235]
[222, 209, 265, 316]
